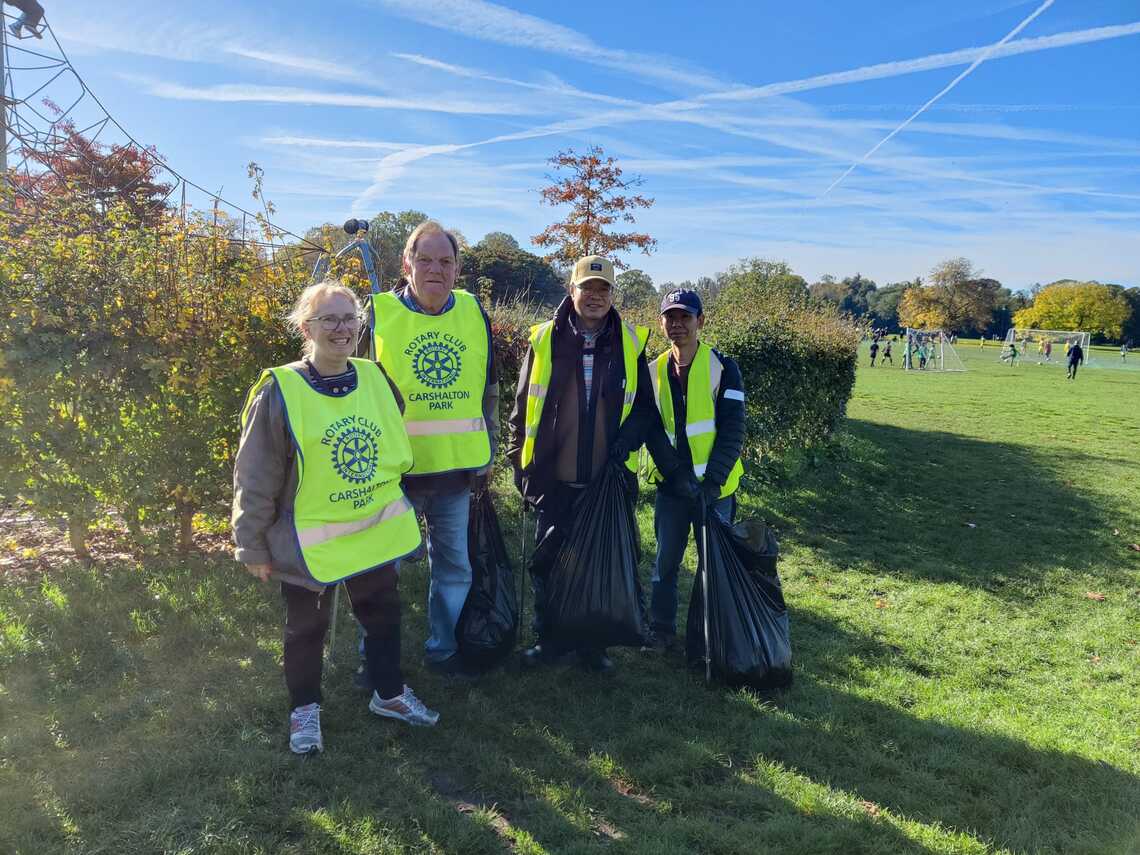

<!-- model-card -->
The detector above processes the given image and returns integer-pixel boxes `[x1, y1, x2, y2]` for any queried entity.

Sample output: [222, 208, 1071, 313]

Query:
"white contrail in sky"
[822, 0, 1056, 197]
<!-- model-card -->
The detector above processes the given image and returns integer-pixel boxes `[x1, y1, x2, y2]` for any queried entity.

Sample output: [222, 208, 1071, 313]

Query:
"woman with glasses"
[232, 278, 440, 755]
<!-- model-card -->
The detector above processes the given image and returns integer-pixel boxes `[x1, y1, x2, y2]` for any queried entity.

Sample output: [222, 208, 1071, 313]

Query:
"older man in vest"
[645, 288, 745, 653]
[371, 220, 498, 676]
[507, 256, 691, 673]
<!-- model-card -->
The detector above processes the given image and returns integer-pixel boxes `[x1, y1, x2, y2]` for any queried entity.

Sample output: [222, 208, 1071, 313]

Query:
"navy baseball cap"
[660, 288, 702, 316]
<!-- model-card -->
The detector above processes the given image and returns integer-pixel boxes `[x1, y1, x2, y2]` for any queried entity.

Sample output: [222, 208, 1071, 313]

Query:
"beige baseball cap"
[569, 255, 616, 288]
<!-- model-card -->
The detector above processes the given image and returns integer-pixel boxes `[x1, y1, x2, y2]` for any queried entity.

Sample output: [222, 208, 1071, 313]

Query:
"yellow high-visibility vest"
[241, 358, 421, 584]
[647, 342, 743, 498]
[372, 289, 491, 475]
[520, 316, 648, 473]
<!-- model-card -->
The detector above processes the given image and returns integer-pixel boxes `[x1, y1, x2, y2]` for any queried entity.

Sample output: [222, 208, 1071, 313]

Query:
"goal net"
[1003, 329, 1092, 366]
[903, 329, 966, 372]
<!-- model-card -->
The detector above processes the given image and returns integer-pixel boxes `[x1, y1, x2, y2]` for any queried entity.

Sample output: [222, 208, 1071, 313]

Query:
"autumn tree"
[898, 258, 1000, 332]
[533, 145, 656, 269]
[1014, 281, 1132, 340]
[14, 102, 172, 223]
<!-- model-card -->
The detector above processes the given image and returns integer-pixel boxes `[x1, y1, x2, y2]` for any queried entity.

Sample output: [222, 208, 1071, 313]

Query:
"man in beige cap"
[507, 255, 692, 673]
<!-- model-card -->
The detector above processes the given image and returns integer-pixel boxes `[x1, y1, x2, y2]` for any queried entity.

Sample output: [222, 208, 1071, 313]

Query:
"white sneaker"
[369, 685, 440, 727]
[289, 703, 323, 754]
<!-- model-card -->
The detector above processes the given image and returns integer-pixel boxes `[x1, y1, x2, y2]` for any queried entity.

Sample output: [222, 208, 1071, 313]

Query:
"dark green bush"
[704, 260, 860, 464]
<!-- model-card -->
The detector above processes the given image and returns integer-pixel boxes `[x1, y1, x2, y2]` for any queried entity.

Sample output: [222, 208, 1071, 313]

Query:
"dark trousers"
[282, 564, 402, 708]
[1067, 361, 1079, 379]
[650, 489, 736, 637]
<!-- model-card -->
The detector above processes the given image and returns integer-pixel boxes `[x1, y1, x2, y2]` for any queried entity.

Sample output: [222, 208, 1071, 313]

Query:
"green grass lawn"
[2, 344, 1138, 854]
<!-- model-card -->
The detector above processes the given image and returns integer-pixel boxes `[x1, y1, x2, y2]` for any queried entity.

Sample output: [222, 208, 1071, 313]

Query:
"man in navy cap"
[643, 289, 746, 653]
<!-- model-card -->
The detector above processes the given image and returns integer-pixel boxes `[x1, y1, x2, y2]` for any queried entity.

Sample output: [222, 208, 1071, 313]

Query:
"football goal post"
[903, 329, 966, 372]
[1003, 329, 1093, 366]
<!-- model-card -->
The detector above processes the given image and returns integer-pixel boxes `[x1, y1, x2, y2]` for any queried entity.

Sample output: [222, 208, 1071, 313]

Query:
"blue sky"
[33, 0, 1140, 288]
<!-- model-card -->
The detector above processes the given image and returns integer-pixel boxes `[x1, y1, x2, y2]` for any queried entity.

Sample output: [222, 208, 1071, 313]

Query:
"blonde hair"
[402, 220, 460, 266]
[285, 279, 362, 357]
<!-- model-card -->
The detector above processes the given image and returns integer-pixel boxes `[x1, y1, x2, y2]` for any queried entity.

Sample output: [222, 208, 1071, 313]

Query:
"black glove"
[666, 468, 701, 501]
[609, 436, 634, 464]
[700, 480, 722, 508]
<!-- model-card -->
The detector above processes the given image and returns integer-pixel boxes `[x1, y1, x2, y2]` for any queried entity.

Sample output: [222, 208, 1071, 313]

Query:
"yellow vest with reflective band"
[372, 289, 491, 476]
[520, 315, 648, 474]
[241, 359, 422, 585]
[648, 342, 744, 499]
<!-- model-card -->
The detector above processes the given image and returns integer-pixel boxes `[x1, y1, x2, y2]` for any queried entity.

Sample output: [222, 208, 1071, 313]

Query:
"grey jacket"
[230, 361, 405, 592]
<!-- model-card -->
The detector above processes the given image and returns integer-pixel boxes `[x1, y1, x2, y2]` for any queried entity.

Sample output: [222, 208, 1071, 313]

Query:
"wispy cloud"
[370, 0, 724, 90]
[688, 20, 1140, 106]
[260, 136, 411, 151]
[391, 52, 636, 106]
[222, 46, 374, 85]
[824, 0, 1057, 195]
[127, 77, 535, 115]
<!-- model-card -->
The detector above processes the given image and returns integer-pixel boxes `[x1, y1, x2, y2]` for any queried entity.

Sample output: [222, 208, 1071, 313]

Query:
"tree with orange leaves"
[532, 145, 656, 269]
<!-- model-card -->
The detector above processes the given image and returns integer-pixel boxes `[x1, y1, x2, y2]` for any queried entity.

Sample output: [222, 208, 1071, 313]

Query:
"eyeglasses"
[307, 313, 363, 331]
[573, 283, 614, 296]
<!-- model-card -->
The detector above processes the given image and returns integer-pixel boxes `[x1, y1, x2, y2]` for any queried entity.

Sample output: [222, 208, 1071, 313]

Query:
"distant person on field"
[232, 279, 440, 756]
[1002, 342, 1018, 366]
[869, 339, 879, 366]
[881, 340, 893, 365]
[1122, 343, 1128, 362]
[1043, 339, 1052, 362]
[1067, 340, 1084, 380]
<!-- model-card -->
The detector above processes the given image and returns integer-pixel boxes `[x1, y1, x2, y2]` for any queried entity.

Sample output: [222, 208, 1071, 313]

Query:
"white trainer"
[289, 702, 323, 754]
[369, 685, 440, 727]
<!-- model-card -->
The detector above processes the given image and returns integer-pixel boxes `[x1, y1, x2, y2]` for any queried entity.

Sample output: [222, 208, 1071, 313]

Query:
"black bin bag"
[686, 515, 792, 689]
[456, 490, 518, 668]
[530, 463, 648, 648]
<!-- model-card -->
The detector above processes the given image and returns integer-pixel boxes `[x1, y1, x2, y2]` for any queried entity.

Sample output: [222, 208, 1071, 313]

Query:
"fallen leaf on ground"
[1085, 592, 1106, 601]
[874, 599, 888, 609]
[1113, 528, 1120, 536]
[1129, 543, 1140, 552]
[859, 800, 881, 817]
[965, 522, 977, 528]
[1090, 655, 1101, 664]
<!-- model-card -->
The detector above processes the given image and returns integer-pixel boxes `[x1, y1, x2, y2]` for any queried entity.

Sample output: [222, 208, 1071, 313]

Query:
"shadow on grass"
[752, 419, 1125, 591]
[5, 535, 1138, 854]
[474, 611, 1139, 854]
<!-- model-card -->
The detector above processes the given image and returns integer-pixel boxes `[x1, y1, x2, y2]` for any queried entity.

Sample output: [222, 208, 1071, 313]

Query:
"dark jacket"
[506, 297, 678, 505]
[1068, 343, 1084, 365]
[658, 348, 746, 493]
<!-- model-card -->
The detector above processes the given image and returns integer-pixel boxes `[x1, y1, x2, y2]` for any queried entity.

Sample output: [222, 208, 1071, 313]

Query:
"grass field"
[2, 342, 1138, 854]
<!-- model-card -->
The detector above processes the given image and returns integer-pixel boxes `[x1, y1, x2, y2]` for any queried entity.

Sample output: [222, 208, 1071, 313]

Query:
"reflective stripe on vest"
[241, 358, 422, 584]
[647, 342, 743, 498]
[520, 316, 648, 473]
[372, 289, 491, 475]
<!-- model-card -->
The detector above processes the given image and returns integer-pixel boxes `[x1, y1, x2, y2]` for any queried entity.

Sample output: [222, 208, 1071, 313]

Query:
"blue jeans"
[406, 485, 473, 663]
[650, 489, 735, 638]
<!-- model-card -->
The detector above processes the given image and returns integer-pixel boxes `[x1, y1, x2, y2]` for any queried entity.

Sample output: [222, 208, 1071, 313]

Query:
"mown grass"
[1, 342, 1138, 854]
